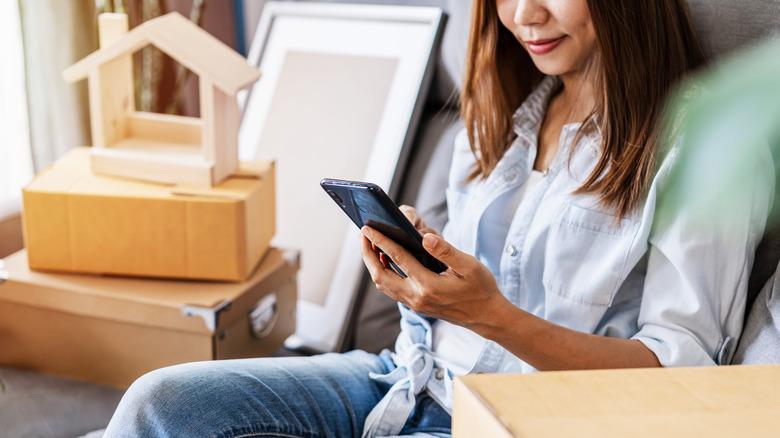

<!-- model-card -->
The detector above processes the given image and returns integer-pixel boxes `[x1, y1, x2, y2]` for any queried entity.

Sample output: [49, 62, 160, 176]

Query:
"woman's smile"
[497, 0, 596, 77]
[525, 36, 566, 55]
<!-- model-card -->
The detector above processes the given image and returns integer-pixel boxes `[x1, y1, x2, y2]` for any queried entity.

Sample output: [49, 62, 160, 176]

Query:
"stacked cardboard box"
[0, 147, 296, 388]
[0, 248, 297, 388]
[22, 147, 275, 282]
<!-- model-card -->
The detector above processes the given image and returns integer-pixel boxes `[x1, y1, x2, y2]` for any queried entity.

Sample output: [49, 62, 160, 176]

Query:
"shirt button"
[506, 245, 517, 256]
[435, 369, 444, 380]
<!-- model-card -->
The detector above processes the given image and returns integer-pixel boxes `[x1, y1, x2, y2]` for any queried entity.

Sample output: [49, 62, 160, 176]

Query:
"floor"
[0, 366, 124, 438]
[0, 347, 308, 438]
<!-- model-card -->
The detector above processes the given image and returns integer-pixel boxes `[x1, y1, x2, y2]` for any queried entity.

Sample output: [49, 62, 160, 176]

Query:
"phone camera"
[327, 190, 344, 204]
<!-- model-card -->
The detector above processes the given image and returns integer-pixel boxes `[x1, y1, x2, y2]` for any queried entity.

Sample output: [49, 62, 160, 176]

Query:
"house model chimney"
[98, 13, 129, 48]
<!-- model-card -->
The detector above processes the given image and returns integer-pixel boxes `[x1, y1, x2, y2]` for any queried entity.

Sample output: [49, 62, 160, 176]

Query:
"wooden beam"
[90, 141, 213, 187]
[87, 69, 105, 149]
[97, 57, 134, 147]
[98, 13, 129, 48]
[127, 112, 202, 145]
[94, 13, 134, 148]
[211, 88, 240, 185]
[199, 77, 216, 165]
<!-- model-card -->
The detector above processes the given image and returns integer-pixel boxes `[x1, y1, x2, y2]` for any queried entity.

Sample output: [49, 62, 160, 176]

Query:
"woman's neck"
[557, 71, 597, 125]
[533, 72, 596, 172]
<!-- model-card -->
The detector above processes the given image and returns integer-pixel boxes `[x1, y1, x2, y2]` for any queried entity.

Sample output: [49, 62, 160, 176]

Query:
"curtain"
[0, 0, 34, 207]
[19, 0, 97, 173]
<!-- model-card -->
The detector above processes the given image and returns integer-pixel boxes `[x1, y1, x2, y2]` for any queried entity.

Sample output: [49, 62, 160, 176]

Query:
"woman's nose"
[513, 0, 548, 26]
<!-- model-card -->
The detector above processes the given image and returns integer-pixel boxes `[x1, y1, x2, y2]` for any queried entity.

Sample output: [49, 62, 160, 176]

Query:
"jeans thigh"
[397, 392, 452, 437]
[104, 351, 391, 438]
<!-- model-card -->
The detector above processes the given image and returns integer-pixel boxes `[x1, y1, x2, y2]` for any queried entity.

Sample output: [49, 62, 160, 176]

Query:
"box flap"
[24, 147, 270, 201]
[0, 248, 299, 334]
[454, 365, 780, 437]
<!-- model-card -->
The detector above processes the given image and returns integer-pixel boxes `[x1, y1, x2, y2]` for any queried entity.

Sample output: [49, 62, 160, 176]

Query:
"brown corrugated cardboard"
[453, 365, 780, 438]
[21, 146, 274, 281]
[0, 248, 298, 388]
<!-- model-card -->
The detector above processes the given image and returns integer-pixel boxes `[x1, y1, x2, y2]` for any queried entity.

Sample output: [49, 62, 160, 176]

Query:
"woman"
[104, 1, 771, 437]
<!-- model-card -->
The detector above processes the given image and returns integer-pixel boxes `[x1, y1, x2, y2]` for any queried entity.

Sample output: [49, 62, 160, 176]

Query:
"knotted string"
[362, 306, 435, 438]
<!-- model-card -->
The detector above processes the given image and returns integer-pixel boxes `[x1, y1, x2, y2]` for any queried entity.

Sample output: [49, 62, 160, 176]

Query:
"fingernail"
[423, 233, 438, 249]
[361, 226, 372, 239]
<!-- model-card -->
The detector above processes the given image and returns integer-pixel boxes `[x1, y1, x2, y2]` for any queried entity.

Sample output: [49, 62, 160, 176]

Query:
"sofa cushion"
[732, 259, 780, 364]
[687, 0, 780, 61]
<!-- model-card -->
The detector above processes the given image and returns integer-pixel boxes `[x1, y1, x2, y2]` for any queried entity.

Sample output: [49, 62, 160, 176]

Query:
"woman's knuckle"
[438, 244, 455, 259]
[409, 295, 428, 311]
[385, 249, 404, 265]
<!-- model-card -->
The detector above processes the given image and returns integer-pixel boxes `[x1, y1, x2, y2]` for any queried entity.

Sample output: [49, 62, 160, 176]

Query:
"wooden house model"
[63, 12, 261, 187]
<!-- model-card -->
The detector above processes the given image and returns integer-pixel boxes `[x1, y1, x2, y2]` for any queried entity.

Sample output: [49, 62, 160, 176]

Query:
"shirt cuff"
[632, 323, 721, 367]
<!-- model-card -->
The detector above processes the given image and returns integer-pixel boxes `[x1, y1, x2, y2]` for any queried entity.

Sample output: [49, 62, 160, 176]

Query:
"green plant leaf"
[657, 36, 780, 228]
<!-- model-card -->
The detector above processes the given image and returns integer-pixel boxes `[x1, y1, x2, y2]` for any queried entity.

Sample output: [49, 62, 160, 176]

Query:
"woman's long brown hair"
[461, 0, 707, 218]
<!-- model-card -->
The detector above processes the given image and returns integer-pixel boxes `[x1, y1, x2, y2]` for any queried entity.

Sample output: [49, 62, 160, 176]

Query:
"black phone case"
[320, 178, 448, 274]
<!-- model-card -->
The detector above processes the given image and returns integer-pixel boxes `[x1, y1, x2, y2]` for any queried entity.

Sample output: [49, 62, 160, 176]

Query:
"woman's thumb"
[422, 233, 462, 267]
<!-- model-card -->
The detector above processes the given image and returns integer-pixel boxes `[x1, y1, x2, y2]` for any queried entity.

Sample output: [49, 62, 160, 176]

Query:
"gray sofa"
[2, 1, 780, 437]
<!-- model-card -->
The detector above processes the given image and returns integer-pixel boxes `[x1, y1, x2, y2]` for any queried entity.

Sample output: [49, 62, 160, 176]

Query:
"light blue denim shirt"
[362, 75, 774, 438]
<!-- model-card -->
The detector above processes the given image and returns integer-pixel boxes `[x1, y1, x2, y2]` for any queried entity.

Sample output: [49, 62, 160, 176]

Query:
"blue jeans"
[103, 351, 451, 438]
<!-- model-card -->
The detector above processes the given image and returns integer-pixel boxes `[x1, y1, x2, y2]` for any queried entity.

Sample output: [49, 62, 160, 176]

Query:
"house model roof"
[63, 12, 260, 95]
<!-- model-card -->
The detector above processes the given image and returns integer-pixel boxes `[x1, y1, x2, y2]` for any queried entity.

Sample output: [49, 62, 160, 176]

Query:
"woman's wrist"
[465, 293, 527, 342]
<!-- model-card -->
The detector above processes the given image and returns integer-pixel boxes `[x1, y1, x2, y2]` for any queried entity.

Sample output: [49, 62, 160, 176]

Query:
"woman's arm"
[360, 226, 661, 371]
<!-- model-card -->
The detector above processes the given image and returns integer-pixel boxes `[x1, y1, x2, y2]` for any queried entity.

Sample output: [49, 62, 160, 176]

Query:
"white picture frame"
[239, 1, 444, 352]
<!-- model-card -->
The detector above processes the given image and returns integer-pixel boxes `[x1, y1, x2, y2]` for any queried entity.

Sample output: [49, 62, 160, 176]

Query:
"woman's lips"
[526, 37, 565, 55]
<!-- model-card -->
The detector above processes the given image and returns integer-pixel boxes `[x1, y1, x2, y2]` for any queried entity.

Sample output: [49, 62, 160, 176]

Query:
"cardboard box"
[453, 365, 780, 437]
[0, 248, 298, 388]
[22, 146, 275, 281]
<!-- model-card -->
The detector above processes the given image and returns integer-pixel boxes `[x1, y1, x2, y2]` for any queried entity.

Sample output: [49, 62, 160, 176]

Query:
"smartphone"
[320, 178, 448, 276]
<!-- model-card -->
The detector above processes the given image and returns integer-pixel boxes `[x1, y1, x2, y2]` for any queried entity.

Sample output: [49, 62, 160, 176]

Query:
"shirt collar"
[512, 75, 603, 162]
[512, 75, 562, 144]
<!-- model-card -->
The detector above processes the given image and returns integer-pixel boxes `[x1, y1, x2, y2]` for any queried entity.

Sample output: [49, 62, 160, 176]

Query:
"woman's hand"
[398, 205, 441, 238]
[360, 225, 509, 331]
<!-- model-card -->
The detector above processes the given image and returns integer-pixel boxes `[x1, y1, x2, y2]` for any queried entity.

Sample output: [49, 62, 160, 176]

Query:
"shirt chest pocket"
[543, 202, 640, 306]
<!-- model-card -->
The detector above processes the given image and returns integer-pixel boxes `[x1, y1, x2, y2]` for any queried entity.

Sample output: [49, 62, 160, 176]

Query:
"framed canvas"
[239, 1, 444, 352]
